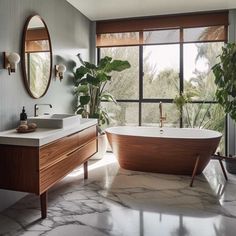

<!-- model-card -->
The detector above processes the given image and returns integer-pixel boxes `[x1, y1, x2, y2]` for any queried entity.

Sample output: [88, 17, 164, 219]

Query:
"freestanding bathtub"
[106, 127, 222, 175]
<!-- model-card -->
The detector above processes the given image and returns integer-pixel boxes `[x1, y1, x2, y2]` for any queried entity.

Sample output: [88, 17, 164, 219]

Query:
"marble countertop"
[0, 118, 97, 147]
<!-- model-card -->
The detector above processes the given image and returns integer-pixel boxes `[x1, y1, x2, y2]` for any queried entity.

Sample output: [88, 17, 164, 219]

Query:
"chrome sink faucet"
[159, 102, 167, 128]
[34, 104, 53, 117]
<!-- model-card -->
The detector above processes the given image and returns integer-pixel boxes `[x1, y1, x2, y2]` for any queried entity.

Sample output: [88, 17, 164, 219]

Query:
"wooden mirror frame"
[22, 15, 53, 99]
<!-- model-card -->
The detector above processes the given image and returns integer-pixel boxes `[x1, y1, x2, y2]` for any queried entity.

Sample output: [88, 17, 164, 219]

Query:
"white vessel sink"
[28, 114, 80, 129]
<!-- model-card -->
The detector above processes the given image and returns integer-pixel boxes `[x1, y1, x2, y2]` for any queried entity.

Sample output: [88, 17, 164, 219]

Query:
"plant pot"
[225, 157, 236, 174]
[91, 133, 108, 159]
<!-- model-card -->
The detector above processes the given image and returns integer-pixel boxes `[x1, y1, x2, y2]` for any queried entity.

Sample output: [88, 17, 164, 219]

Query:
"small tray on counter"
[16, 128, 37, 133]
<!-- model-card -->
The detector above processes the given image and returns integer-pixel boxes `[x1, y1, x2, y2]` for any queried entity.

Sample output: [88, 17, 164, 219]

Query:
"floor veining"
[0, 153, 236, 236]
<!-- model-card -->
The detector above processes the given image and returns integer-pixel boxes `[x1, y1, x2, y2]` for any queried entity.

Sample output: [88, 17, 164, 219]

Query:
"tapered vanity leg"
[219, 159, 228, 181]
[190, 155, 200, 187]
[84, 161, 88, 179]
[40, 191, 48, 219]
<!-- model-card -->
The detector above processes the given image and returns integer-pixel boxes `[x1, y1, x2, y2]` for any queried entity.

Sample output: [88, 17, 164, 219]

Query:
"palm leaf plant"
[73, 54, 131, 133]
[173, 92, 192, 127]
[173, 92, 213, 128]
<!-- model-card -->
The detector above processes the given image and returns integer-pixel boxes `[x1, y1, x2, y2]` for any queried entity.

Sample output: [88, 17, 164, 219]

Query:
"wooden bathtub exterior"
[106, 127, 221, 175]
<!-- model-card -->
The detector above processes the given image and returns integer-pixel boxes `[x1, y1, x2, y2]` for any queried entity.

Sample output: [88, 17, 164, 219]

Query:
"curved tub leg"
[190, 155, 200, 187]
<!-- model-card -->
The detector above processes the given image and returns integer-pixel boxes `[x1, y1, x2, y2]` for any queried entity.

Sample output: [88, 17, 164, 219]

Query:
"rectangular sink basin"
[28, 114, 80, 129]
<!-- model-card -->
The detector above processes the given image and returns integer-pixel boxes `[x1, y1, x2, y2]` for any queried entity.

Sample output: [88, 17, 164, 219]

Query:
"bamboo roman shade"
[96, 11, 228, 47]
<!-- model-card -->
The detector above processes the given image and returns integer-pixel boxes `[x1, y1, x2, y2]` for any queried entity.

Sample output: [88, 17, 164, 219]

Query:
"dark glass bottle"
[20, 106, 27, 125]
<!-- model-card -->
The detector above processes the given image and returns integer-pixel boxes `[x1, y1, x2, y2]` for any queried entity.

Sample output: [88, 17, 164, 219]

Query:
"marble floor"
[0, 153, 236, 236]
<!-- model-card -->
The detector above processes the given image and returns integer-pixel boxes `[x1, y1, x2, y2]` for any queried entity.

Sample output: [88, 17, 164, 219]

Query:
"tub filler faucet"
[159, 102, 166, 128]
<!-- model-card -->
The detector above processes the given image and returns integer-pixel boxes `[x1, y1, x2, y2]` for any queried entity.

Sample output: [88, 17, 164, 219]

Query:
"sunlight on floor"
[67, 153, 117, 178]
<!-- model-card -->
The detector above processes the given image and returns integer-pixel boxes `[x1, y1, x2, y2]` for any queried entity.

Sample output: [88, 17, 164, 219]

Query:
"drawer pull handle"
[67, 148, 79, 157]
[66, 132, 78, 138]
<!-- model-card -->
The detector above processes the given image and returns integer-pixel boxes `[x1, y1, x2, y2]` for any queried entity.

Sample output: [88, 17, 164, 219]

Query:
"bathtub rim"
[105, 126, 222, 140]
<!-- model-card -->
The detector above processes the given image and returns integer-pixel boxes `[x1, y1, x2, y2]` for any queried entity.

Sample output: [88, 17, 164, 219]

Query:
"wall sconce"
[3, 52, 21, 75]
[55, 64, 66, 81]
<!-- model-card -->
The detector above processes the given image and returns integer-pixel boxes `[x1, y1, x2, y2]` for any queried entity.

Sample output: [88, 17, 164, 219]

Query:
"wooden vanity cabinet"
[0, 125, 97, 218]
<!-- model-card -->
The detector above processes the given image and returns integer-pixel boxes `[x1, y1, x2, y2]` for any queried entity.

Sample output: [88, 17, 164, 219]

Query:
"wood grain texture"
[96, 11, 228, 34]
[39, 139, 97, 193]
[0, 125, 97, 196]
[40, 126, 97, 170]
[0, 145, 40, 194]
[106, 132, 221, 175]
[0, 125, 97, 217]
[0, 126, 97, 219]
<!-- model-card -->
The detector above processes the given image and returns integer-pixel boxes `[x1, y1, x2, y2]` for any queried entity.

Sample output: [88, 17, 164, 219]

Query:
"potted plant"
[212, 42, 236, 174]
[73, 54, 131, 159]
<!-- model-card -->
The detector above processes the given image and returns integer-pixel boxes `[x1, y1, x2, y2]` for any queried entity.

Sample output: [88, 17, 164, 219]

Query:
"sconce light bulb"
[56, 64, 66, 82]
[8, 53, 20, 64]
[7, 53, 21, 72]
[3, 52, 21, 75]
[57, 64, 66, 73]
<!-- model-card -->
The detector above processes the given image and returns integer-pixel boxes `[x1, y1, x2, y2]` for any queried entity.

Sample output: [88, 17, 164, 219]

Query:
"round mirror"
[22, 15, 52, 98]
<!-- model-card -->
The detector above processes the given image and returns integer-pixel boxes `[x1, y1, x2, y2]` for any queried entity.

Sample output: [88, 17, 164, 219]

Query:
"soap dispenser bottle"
[20, 106, 28, 125]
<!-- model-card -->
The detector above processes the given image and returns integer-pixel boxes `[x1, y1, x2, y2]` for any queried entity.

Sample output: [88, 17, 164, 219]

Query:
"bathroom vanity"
[0, 118, 97, 219]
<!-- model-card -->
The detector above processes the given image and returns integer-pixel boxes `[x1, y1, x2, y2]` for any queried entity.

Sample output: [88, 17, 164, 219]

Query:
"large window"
[183, 42, 224, 101]
[143, 44, 180, 99]
[101, 46, 139, 100]
[97, 12, 228, 153]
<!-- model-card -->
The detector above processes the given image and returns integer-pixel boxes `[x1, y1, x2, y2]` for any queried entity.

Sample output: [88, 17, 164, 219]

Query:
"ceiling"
[67, 0, 236, 21]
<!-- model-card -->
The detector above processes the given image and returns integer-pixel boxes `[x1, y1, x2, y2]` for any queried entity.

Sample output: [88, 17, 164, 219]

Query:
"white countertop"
[0, 119, 97, 147]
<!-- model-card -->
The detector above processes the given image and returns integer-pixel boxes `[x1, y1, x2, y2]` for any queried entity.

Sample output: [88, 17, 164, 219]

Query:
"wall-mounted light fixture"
[55, 64, 66, 81]
[3, 52, 21, 75]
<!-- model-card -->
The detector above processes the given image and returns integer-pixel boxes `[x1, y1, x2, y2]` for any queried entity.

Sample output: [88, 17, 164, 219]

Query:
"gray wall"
[89, 22, 97, 64]
[228, 10, 236, 155]
[0, 0, 93, 211]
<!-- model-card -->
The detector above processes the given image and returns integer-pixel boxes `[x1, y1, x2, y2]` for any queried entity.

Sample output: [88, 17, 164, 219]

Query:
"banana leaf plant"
[212, 43, 236, 121]
[73, 54, 131, 133]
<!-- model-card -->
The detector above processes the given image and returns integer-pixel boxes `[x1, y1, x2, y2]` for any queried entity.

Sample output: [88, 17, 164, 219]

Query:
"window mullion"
[179, 28, 184, 127]
[139, 45, 143, 126]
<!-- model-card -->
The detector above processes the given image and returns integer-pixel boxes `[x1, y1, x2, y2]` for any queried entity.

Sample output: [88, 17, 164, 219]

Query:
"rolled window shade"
[97, 32, 140, 47]
[183, 26, 226, 42]
[96, 11, 228, 47]
[143, 29, 180, 44]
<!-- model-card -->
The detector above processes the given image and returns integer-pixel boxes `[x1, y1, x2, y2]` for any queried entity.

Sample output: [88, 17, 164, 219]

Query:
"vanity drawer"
[39, 125, 97, 169]
[39, 139, 97, 193]
[79, 125, 97, 146]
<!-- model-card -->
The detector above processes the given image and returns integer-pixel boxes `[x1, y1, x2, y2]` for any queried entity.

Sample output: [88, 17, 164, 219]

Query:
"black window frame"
[97, 27, 228, 155]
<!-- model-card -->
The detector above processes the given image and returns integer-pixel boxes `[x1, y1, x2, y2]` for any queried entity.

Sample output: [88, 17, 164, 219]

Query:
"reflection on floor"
[0, 153, 236, 236]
